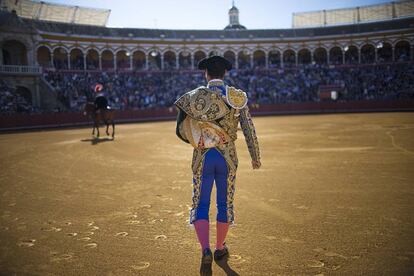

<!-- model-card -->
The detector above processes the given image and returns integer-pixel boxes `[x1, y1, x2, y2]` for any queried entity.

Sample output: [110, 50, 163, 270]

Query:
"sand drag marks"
[235, 113, 414, 274]
[385, 126, 414, 156]
[0, 113, 414, 275]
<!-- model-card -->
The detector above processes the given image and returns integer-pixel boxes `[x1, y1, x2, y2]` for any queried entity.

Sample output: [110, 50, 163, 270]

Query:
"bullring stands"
[293, 0, 414, 28]
[1, 0, 110, 26]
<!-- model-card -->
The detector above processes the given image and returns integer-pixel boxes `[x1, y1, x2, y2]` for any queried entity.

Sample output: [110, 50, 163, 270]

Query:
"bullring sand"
[0, 112, 413, 275]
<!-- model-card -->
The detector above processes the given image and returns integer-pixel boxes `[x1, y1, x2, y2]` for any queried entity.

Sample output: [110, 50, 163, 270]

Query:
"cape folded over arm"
[174, 87, 232, 149]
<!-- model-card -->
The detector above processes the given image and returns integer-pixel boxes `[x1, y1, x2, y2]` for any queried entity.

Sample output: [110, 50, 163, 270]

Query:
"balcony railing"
[0, 65, 42, 75]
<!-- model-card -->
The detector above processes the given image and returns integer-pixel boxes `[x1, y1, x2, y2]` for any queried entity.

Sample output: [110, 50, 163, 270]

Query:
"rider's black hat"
[198, 55, 232, 71]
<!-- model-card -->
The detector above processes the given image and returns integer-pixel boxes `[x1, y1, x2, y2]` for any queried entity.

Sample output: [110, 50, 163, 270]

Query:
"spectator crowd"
[0, 80, 40, 115]
[1, 62, 413, 114]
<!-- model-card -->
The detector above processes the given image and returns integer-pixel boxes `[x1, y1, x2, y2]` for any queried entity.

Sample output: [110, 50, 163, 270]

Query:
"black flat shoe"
[214, 243, 229, 262]
[200, 248, 213, 276]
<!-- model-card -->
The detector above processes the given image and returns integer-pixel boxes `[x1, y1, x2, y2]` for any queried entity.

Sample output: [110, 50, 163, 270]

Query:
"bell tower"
[229, 1, 239, 25]
[224, 1, 246, 30]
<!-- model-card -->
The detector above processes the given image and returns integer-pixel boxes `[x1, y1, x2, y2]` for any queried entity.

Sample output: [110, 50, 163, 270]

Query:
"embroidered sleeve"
[239, 106, 260, 162]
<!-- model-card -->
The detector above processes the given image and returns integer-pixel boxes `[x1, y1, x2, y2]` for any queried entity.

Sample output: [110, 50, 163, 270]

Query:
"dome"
[224, 24, 246, 30]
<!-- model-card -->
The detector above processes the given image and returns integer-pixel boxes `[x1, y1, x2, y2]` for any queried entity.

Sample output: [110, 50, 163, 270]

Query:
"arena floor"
[0, 112, 413, 275]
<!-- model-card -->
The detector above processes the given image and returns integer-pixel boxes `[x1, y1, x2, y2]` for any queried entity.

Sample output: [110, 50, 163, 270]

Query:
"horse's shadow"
[215, 258, 240, 276]
[81, 137, 114, 145]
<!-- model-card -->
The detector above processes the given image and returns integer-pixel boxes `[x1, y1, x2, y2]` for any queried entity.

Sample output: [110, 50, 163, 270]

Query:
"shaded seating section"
[40, 63, 414, 113]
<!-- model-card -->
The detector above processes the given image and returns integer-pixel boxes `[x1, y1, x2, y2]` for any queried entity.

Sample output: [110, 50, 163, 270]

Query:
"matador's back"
[174, 80, 260, 174]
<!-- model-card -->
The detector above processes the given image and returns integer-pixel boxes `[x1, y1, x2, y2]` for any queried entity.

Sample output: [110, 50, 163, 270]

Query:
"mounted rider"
[94, 83, 108, 114]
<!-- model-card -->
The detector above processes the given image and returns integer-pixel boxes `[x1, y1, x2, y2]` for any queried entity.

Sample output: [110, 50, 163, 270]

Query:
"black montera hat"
[198, 55, 232, 71]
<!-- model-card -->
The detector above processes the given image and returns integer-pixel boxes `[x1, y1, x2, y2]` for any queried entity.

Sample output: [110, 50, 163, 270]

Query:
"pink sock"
[194, 219, 210, 252]
[216, 221, 230, 250]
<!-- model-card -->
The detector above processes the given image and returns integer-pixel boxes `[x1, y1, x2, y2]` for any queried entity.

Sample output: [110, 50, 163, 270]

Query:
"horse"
[83, 102, 115, 138]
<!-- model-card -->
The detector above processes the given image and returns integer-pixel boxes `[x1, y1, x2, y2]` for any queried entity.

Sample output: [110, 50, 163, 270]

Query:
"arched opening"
[268, 50, 281, 68]
[395, 41, 410, 61]
[133, 50, 146, 71]
[70, 48, 84, 70]
[377, 42, 392, 63]
[2, 50, 10, 65]
[298, 49, 311, 64]
[253, 50, 266, 68]
[179, 50, 191, 69]
[15, 86, 32, 104]
[116, 50, 130, 70]
[329, 46, 343, 64]
[194, 51, 206, 67]
[86, 49, 99, 70]
[10, 86, 33, 113]
[344, 45, 358, 64]
[101, 50, 114, 70]
[2, 40, 27, 65]
[148, 50, 161, 70]
[238, 50, 250, 69]
[223, 50, 236, 67]
[53, 47, 68, 69]
[163, 50, 176, 70]
[37, 46, 51, 68]
[313, 47, 327, 64]
[360, 44, 375, 64]
[283, 49, 296, 67]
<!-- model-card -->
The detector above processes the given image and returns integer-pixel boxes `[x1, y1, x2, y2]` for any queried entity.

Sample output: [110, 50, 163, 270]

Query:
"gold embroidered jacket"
[175, 86, 260, 174]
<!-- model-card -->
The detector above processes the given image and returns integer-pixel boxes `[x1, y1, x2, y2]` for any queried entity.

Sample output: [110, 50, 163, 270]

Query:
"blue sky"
[43, 0, 393, 29]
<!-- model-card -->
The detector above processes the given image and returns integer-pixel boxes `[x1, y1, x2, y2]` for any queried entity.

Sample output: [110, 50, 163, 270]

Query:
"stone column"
[129, 54, 133, 70]
[98, 53, 102, 70]
[280, 53, 284, 68]
[176, 55, 179, 70]
[327, 51, 330, 65]
[67, 53, 71, 69]
[27, 47, 35, 66]
[295, 52, 298, 66]
[191, 52, 194, 70]
[32, 48, 36, 66]
[161, 54, 164, 70]
[358, 48, 361, 64]
[250, 54, 253, 69]
[83, 54, 86, 70]
[391, 46, 395, 62]
[265, 52, 269, 69]
[113, 54, 117, 70]
[51, 53, 54, 68]
[342, 50, 345, 64]
[145, 53, 149, 70]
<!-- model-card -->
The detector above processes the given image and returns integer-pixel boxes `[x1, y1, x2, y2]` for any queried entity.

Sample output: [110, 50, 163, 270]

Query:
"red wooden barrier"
[1, 100, 413, 130]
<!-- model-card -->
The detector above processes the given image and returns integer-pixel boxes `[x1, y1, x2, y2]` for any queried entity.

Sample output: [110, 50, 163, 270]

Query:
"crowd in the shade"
[42, 63, 414, 112]
[1, 63, 413, 114]
[43, 70, 205, 110]
[0, 80, 39, 114]
[233, 63, 414, 104]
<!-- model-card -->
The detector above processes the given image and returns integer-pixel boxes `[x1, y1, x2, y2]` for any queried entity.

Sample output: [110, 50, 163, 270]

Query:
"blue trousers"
[194, 148, 229, 223]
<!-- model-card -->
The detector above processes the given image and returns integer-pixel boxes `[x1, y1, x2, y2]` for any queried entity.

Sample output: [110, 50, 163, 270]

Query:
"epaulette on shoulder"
[225, 86, 248, 109]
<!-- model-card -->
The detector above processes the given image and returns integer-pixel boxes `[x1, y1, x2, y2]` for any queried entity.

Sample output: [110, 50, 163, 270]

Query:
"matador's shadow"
[81, 137, 114, 145]
[215, 257, 240, 276]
